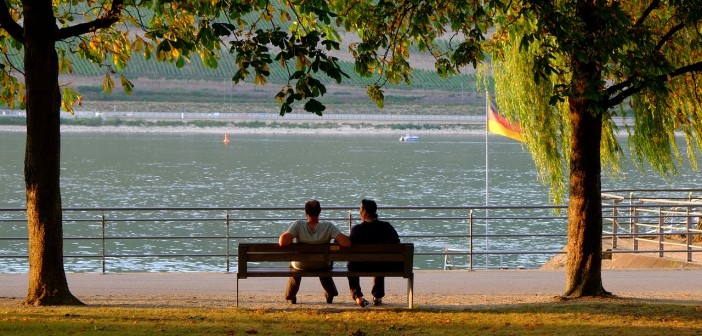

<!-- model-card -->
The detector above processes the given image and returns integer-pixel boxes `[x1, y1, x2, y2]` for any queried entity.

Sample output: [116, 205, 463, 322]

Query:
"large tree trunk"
[563, 78, 610, 298]
[562, 0, 611, 298]
[23, 0, 82, 306]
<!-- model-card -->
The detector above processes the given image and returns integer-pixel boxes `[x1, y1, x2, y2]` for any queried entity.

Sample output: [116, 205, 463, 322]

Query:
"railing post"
[348, 211, 352, 232]
[630, 193, 638, 252]
[469, 209, 473, 271]
[226, 209, 230, 273]
[611, 199, 620, 249]
[658, 206, 664, 258]
[629, 192, 636, 235]
[443, 245, 450, 270]
[686, 206, 692, 262]
[101, 210, 106, 274]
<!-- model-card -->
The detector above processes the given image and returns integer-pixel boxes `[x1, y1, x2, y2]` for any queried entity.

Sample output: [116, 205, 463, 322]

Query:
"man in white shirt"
[279, 199, 351, 304]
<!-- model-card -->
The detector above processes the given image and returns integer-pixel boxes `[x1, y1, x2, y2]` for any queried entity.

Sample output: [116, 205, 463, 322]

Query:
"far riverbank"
[0, 124, 486, 135]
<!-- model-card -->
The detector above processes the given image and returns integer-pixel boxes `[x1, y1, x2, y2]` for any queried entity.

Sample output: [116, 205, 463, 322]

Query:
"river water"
[0, 131, 697, 272]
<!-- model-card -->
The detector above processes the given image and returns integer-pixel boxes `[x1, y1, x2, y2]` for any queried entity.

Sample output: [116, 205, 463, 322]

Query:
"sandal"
[356, 297, 369, 307]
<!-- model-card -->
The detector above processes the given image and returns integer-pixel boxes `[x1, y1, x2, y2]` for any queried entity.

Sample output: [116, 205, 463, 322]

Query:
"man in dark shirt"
[347, 199, 401, 307]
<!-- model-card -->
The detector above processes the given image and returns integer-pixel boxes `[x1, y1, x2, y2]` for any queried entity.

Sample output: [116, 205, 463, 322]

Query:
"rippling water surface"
[0, 132, 697, 272]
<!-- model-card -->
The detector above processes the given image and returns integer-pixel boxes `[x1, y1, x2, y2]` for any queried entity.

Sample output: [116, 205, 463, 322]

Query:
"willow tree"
[0, 0, 346, 306]
[483, 0, 702, 296]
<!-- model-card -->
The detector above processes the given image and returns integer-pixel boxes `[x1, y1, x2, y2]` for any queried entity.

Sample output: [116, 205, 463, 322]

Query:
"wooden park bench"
[236, 242, 415, 308]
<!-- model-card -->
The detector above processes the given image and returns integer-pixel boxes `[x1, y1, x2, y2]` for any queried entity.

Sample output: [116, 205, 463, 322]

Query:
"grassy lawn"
[1, 301, 701, 335]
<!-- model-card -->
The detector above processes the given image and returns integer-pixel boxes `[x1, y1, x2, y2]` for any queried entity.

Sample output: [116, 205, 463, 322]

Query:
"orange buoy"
[223, 134, 230, 144]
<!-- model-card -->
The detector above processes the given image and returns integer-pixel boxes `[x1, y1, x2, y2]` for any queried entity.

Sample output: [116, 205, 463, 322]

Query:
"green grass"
[1, 302, 701, 335]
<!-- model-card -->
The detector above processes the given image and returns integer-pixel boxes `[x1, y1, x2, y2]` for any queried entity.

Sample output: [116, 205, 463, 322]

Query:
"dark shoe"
[373, 297, 382, 306]
[288, 298, 297, 304]
[356, 297, 369, 308]
[326, 297, 334, 304]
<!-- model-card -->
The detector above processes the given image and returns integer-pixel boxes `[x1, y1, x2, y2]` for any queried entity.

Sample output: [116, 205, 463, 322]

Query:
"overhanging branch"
[607, 61, 702, 108]
[57, 0, 124, 40]
[634, 0, 660, 27]
[655, 23, 684, 50]
[0, 0, 24, 43]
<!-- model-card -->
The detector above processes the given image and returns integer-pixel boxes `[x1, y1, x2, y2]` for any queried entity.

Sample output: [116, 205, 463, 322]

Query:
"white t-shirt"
[286, 219, 341, 270]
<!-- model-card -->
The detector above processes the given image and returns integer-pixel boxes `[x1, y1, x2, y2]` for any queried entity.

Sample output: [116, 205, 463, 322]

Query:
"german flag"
[487, 102, 524, 142]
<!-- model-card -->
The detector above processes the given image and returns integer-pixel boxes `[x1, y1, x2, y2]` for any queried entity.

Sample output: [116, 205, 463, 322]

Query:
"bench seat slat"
[246, 255, 329, 262]
[244, 244, 408, 253]
[246, 254, 406, 262]
[239, 267, 408, 278]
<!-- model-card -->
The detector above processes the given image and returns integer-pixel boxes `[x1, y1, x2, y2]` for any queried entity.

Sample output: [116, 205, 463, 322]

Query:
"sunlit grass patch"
[1, 301, 702, 335]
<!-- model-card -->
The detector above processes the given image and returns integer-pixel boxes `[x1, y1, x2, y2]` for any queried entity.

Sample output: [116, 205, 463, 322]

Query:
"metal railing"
[602, 189, 702, 263]
[0, 205, 569, 273]
[1, 189, 702, 273]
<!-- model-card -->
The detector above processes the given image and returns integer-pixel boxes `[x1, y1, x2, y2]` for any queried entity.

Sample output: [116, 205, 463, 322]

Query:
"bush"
[388, 124, 423, 130]
[234, 121, 268, 128]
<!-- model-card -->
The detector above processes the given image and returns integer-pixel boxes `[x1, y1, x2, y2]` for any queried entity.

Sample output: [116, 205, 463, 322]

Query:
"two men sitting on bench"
[278, 199, 401, 307]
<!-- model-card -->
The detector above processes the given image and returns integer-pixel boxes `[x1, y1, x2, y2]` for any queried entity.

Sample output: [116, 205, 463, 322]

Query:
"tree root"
[24, 292, 85, 306]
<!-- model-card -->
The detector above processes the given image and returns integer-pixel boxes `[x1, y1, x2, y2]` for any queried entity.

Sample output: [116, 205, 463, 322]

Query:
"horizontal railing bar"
[604, 231, 702, 236]
[601, 188, 702, 193]
[62, 236, 228, 240]
[637, 198, 702, 204]
[418, 250, 566, 255]
[97, 218, 227, 222]
[56, 205, 569, 211]
[603, 233, 701, 238]
[602, 214, 702, 219]
[405, 233, 566, 238]
[607, 248, 702, 253]
[59, 254, 231, 258]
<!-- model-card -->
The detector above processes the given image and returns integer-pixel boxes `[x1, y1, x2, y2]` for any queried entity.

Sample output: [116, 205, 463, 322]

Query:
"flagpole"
[484, 91, 490, 269]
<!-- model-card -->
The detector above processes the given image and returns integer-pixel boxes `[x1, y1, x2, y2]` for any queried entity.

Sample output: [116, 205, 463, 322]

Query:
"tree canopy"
[485, 0, 702, 201]
[482, 0, 702, 296]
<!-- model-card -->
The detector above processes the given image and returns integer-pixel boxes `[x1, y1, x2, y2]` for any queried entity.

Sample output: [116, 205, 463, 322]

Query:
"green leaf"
[102, 74, 115, 94]
[212, 23, 236, 37]
[279, 102, 293, 116]
[367, 84, 385, 108]
[120, 75, 134, 95]
[304, 99, 326, 116]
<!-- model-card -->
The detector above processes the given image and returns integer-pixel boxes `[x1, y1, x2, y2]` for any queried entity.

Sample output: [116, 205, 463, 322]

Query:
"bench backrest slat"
[238, 243, 414, 275]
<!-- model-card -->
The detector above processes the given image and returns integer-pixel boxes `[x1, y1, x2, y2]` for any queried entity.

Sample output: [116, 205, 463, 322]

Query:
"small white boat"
[399, 133, 419, 142]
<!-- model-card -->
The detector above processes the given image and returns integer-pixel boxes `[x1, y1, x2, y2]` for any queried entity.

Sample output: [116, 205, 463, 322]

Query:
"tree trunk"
[561, 0, 611, 298]
[23, 0, 82, 306]
[563, 80, 610, 298]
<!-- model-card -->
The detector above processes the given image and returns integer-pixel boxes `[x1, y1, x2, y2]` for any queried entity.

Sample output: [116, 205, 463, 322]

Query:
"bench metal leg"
[407, 277, 414, 309]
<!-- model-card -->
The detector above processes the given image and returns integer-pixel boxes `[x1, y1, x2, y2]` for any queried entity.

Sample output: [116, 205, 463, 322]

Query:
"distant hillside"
[0, 45, 484, 115]
[64, 50, 487, 116]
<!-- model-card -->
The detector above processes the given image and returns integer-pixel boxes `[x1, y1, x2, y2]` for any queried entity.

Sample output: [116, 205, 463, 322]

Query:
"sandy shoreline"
[0, 124, 486, 135]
